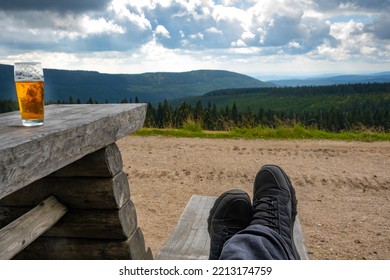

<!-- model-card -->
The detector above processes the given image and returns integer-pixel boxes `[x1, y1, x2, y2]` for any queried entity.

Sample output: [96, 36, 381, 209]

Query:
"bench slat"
[156, 195, 214, 260]
[156, 195, 309, 260]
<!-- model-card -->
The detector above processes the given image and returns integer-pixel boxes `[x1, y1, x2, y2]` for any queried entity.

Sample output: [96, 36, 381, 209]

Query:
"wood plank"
[0, 171, 130, 209]
[156, 195, 310, 260]
[156, 195, 212, 260]
[44, 200, 137, 239]
[293, 216, 310, 260]
[0, 196, 67, 260]
[0, 104, 146, 200]
[1, 199, 137, 240]
[50, 143, 123, 177]
[14, 228, 150, 260]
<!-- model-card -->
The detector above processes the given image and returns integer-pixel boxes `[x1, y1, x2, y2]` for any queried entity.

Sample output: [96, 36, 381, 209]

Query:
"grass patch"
[133, 124, 390, 142]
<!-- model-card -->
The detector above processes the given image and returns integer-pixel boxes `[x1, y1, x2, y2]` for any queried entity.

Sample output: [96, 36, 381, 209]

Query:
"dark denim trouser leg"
[219, 224, 296, 260]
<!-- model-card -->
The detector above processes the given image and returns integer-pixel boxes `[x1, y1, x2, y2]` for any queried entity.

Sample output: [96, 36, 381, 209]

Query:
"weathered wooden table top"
[0, 104, 147, 200]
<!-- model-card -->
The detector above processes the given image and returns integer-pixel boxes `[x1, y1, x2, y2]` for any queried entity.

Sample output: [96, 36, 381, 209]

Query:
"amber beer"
[14, 62, 44, 126]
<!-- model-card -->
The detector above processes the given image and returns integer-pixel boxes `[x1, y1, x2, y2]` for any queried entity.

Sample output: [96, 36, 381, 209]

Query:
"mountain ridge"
[267, 72, 390, 86]
[0, 64, 269, 103]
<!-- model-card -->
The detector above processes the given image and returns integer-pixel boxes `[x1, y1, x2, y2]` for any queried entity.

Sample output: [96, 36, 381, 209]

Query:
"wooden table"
[0, 104, 152, 259]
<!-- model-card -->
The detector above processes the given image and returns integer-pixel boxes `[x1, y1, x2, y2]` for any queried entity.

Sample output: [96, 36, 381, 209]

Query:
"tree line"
[0, 96, 140, 113]
[144, 98, 390, 132]
[2, 82, 389, 132]
[2, 97, 389, 132]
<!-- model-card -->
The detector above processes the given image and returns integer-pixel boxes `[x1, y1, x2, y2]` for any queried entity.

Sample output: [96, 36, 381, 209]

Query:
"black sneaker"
[251, 165, 300, 259]
[207, 189, 252, 260]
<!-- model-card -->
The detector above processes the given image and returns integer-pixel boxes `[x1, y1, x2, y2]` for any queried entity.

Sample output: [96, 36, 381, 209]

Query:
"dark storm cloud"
[0, 0, 111, 13]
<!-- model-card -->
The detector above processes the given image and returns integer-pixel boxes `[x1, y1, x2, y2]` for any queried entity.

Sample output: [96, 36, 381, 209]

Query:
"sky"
[0, 0, 389, 79]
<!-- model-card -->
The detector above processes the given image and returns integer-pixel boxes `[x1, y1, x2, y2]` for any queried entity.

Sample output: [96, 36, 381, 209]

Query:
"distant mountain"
[0, 64, 269, 103]
[268, 72, 390, 86]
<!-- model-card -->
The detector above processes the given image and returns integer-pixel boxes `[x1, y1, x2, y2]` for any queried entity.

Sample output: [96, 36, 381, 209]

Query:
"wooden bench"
[156, 195, 309, 260]
[0, 104, 152, 259]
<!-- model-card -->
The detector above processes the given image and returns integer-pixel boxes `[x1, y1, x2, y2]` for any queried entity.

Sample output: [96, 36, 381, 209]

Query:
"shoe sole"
[254, 164, 300, 260]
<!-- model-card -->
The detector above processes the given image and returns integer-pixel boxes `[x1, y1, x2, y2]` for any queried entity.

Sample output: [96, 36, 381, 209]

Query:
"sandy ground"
[117, 136, 390, 260]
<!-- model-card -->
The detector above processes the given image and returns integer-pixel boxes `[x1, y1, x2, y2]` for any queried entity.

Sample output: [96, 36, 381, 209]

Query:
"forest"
[144, 83, 390, 132]
[1, 83, 389, 133]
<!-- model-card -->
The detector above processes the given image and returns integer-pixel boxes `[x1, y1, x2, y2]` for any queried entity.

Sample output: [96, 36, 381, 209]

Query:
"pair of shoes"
[207, 164, 300, 260]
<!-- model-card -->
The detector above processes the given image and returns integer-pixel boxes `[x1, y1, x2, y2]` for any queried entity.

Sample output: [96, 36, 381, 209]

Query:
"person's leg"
[207, 189, 252, 260]
[219, 224, 295, 259]
[220, 164, 300, 260]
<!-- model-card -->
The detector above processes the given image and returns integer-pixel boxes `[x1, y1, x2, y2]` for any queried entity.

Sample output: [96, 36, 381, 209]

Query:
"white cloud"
[241, 31, 255, 40]
[108, 0, 152, 30]
[155, 25, 171, 38]
[205, 27, 223, 34]
[155, 0, 177, 9]
[81, 15, 126, 36]
[231, 39, 247, 47]
[329, 20, 367, 57]
[311, 19, 390, 63]
[212, 4, 250, 28]
[189, 32, 204, 40]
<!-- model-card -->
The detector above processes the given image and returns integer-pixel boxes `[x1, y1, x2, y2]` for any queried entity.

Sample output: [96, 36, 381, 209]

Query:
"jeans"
[219, 224, 296, 260]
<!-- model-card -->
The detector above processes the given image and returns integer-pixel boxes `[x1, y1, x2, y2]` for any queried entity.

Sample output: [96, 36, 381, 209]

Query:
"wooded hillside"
[146, 83, 390, 132]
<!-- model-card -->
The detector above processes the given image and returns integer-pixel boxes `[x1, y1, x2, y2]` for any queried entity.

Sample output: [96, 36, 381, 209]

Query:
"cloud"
[0, 0, 111, 13]
[108, 0, 152, 31]
[75, 15, 126, 37]
[312, 18, 390, 63]
[239, 0, 337, 55]
[0, 0, 388, 76]
[0, 2, 151, 52]
[155, 25, 171, 38]
[313, 0, 390, 12]
[365, 13, 390, 40]
[347, 0, 390, 11]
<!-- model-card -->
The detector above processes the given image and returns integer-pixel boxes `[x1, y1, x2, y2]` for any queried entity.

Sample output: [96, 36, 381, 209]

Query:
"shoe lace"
[252, 196, 279, 233]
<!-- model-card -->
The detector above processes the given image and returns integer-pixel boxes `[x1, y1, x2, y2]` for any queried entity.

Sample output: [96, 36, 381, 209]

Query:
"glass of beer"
[14, 62, 45, 126]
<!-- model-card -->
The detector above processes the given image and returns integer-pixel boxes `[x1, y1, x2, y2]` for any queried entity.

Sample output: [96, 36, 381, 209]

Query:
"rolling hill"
[153, 83, 390, 132]
[268, 72, 390, 86]
[169, 83, 390, 112]
[0, 64, 269, 103]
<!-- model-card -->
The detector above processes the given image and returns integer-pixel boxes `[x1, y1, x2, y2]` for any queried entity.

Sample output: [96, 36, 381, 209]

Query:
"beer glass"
[14, 62, 45, 126]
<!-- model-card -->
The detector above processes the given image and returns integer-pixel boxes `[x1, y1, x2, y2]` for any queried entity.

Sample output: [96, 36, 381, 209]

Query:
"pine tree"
[232, 103, 239, 125]
[145, 102, 156, 127]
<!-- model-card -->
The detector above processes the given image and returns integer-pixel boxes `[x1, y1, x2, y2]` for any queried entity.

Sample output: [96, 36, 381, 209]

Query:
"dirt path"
[117, 136, 390, 260]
